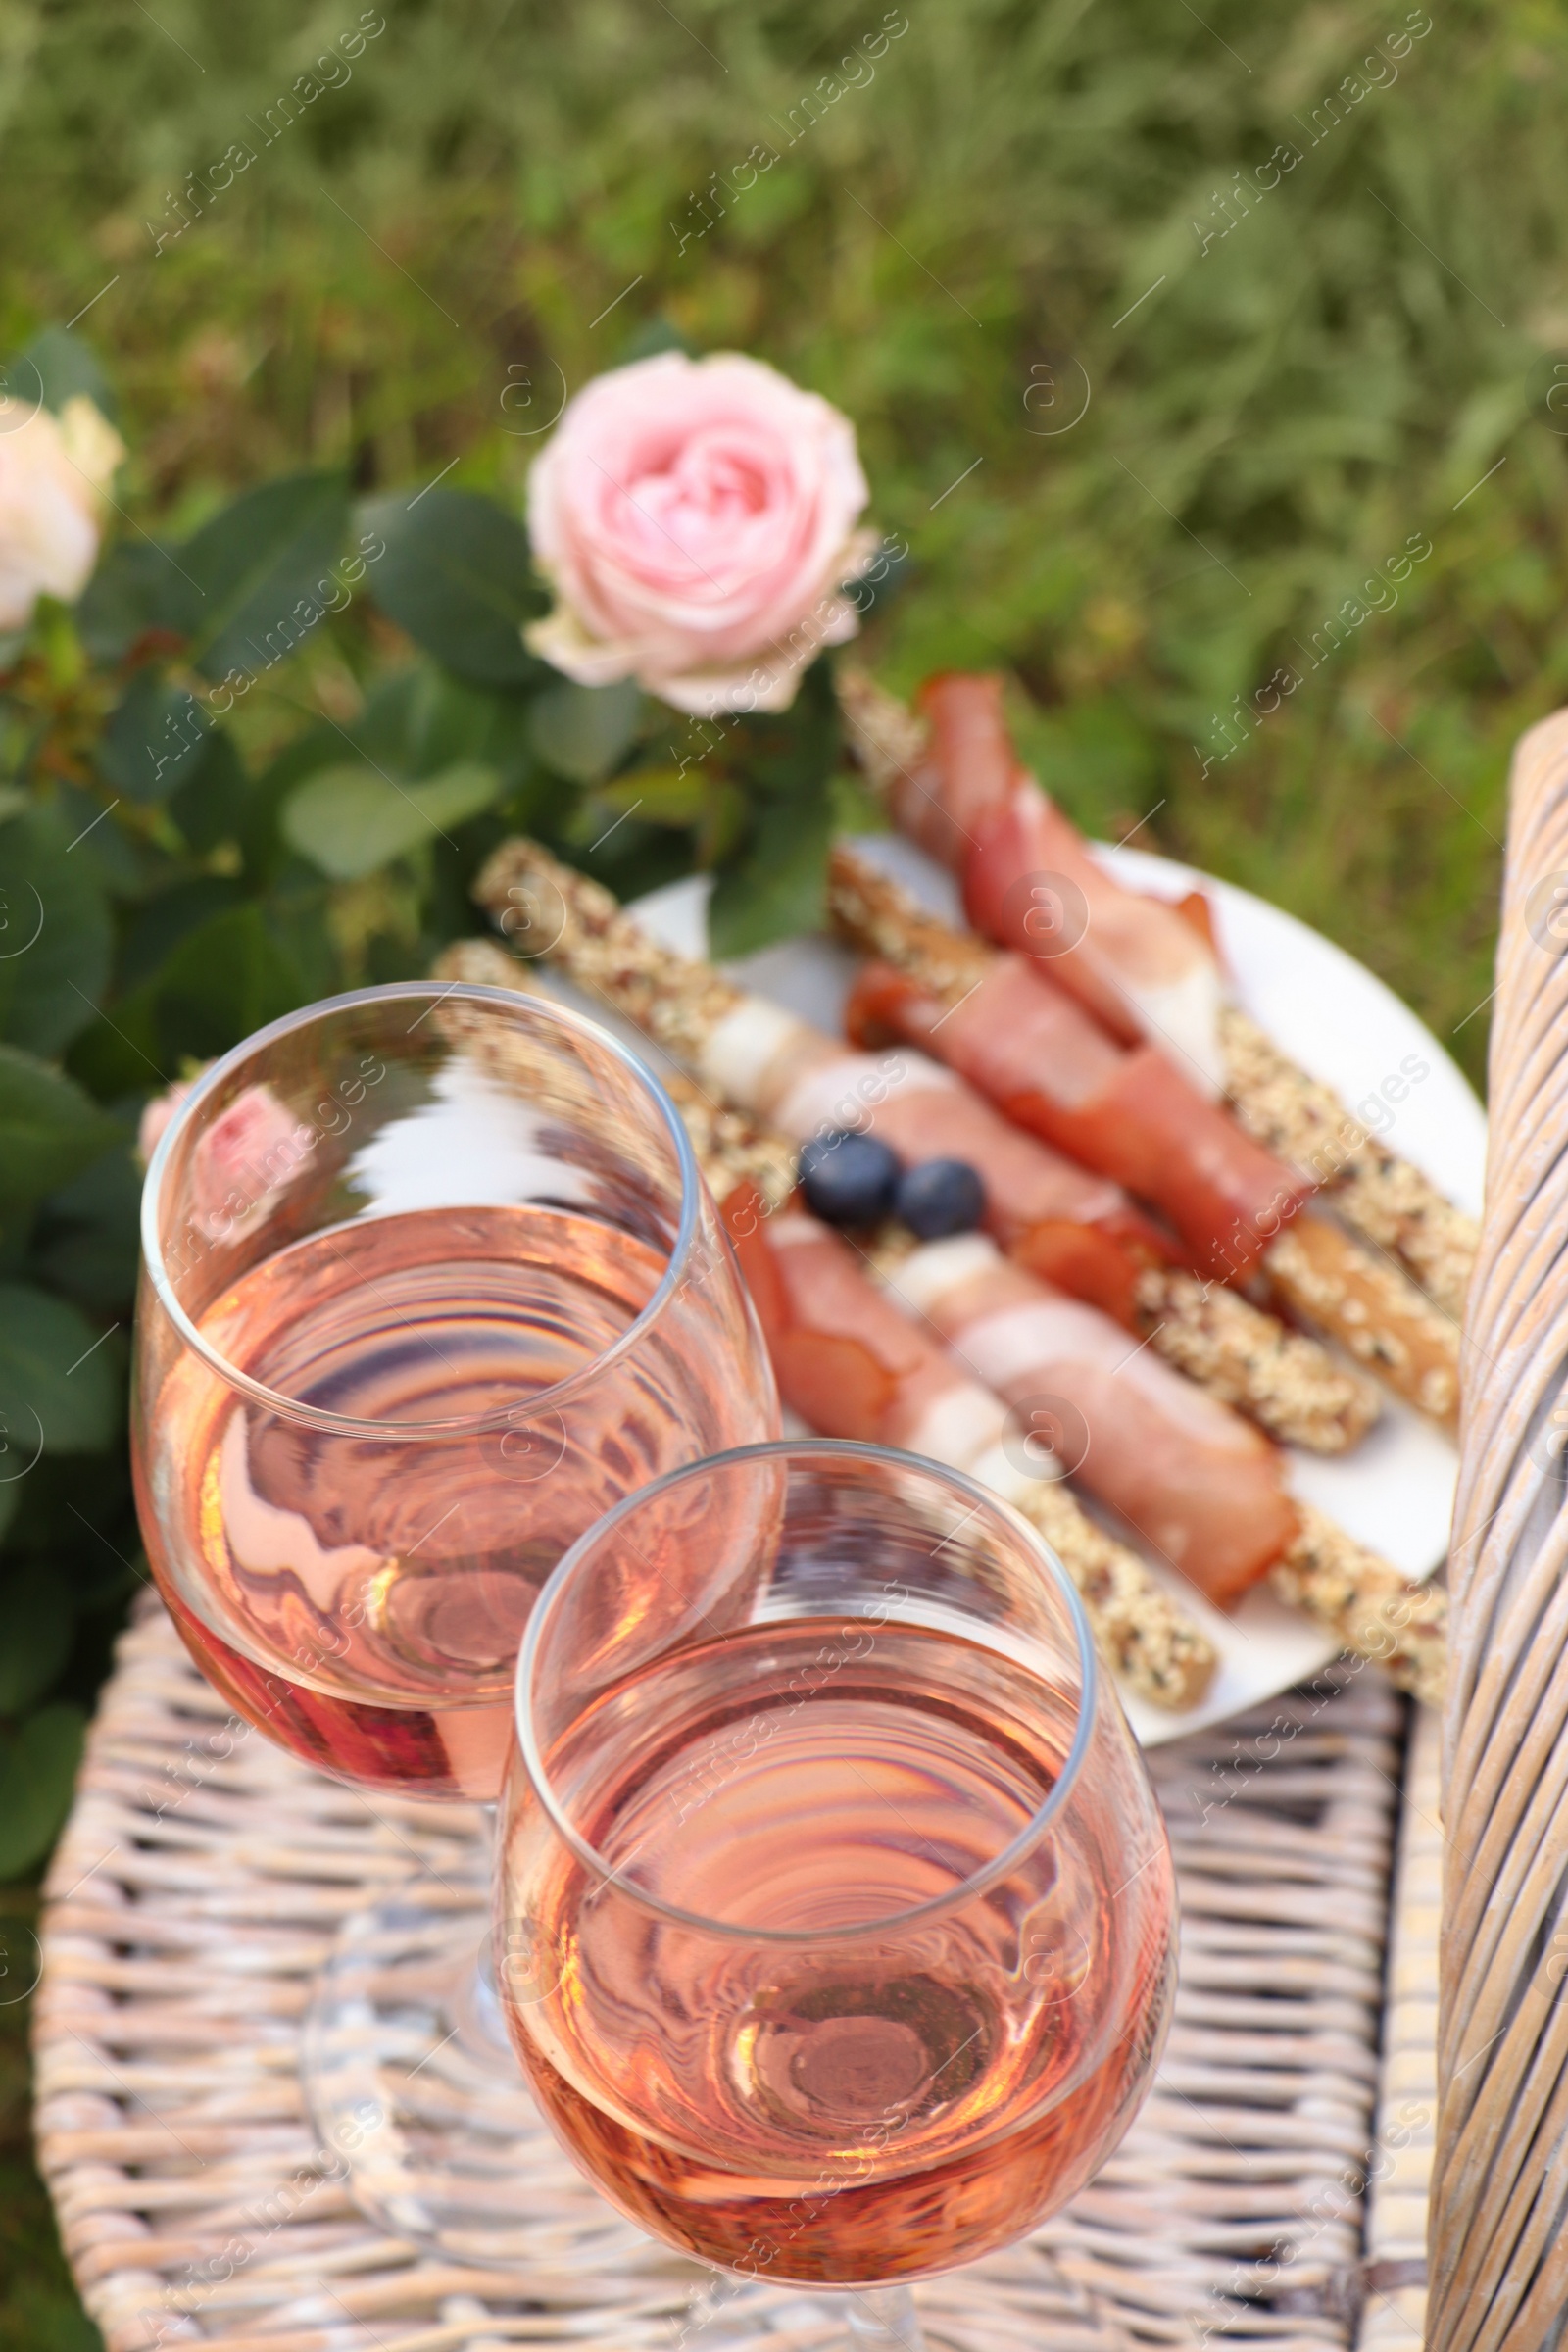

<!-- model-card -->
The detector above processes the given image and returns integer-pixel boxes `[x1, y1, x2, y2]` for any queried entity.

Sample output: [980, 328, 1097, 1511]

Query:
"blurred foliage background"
[2, 0, 1561, 2336]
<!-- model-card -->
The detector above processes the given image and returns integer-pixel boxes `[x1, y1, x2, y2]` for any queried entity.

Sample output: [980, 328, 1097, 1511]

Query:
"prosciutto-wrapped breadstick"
[879, 1230, 1295, 1605]
[444, 933, 1446, 1705]
[839, 664, 1479, 1324]
[875, 1228, 1445, 1702]
[839, 666, 1229, 1091]
[830, 843, 1459, 1428]
[836, 871, 1309, 1282]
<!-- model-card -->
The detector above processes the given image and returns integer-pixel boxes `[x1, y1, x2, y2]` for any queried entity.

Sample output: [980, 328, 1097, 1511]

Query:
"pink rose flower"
[525, 352, 876, 716]
[0, 395, 124, 632]
[140, 1072, 314, 1244]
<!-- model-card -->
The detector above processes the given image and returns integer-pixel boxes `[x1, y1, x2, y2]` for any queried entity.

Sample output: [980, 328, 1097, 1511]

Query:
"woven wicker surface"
[1428, 708, 1568, 2352]
[1358, 1703, 1442, 2352]
[35, 1601, 1415, 2352]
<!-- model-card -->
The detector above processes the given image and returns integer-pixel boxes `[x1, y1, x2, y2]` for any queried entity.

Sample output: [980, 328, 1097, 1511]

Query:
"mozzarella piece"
[884, 1234, 1004, 1316]
[774, 1046, 958, 1143]
[767, 1211, 829, 1250]
[901, 1382, 1012, 1472]
[1125, 964, 1227, 1099]
[697, 996, 811, 1111]
[970, 1437, 1061, 1502]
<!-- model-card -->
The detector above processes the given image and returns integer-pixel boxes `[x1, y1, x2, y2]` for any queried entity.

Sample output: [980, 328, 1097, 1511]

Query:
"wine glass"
[132, 981, 778, 2264]
[497, 1438, 1176, 2350]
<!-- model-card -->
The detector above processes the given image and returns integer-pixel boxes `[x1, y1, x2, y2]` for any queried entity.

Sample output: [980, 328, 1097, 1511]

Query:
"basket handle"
[1430, 710, 1568, 2348]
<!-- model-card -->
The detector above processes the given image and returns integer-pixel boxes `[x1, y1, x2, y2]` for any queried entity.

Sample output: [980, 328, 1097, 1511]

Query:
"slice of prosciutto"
[694, 988, 1175, 1324]
[720, 1188, 1018, 1475]
[847, 956, 1310, 1283]
[889, 672, 1228, 1096]
[884, 1232, 1299, 1608]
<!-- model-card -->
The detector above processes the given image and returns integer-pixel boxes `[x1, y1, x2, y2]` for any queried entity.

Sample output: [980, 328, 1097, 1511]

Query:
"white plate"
[562, 841, 1482, 1747]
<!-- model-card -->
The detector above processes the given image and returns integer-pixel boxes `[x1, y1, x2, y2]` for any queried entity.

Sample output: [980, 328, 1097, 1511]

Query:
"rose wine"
[502, 1618, 1174, 2282]
[137, 1203, 763, 1799]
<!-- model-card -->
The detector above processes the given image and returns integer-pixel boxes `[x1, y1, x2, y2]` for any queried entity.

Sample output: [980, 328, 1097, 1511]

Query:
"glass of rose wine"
[132, 980, 777, 2263]
[498, 1438, 1176, 2350]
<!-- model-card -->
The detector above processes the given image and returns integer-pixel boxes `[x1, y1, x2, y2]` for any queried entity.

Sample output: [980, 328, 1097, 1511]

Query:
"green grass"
[1, 0, 1557, 1083]
[3, 0, 1562, 2328]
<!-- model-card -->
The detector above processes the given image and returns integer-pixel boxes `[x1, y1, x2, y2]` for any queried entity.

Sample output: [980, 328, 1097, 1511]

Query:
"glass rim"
[513, 1437, 1100, 1945]
[138, 979, 706, 1440]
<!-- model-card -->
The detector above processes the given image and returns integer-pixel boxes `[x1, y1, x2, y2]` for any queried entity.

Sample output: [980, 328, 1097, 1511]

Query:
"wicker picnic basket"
[38, 709, 1568, 2352]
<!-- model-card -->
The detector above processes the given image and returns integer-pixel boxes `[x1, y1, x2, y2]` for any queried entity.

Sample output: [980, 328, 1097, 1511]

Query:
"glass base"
[301, 1864, 1098, 2348]
[302, 1858, 666, 2270]
[302, 1864, 915, 2332]
[846, 2285, 926, 2347]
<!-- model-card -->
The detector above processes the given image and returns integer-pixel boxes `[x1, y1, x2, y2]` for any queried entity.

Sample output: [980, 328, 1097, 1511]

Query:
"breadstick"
[1131, 1266, 1379, 1454]
[1262, 1216, 1459, 1426]
[1219, 1005, 1477, 1325]
[1270, 1505, 1446, 1710]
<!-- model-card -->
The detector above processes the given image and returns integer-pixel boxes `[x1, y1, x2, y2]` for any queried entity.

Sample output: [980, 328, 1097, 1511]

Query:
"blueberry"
[799, 1130, 901, 1226]
[895, 1158, 986, 1241]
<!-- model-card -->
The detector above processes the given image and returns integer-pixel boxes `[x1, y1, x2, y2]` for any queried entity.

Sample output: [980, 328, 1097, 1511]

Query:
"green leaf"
[309, 669, 538, 792]
[236, 719, 342, 882]
[281, 760, 502, 881]
[31, 1170, 141, 1332]
[148, 903, 304, 1063]
[708, 792, 835, 958]
[31, 1212, 139, 1315]
[182, 473, 352, 682]
[0, 1704, 86, 1881]
[98, 672, 211, 802]
[345, 670, 424, 773]
[356, 489, 547, 685]
[0, 1284, 119, 1455]
[13, 322, 116, 421]
[0, 1568, 74, 1714]
[168, 725, 249, 853]
[43, 1141, 142, 1229]
[733, 654, 841, 801]
[63, 992, 164, 1103]
[528, 678, 642, 784]
[0, 1048, 120, 1208]
[615, 316, 697, 365]
[75, 539, 201, 661]
[590, 766, 710, 828]
[47, 785, 142, 898]
[118, 875, 245, 995]
[406, 670, 540, 791]
[0, 805, 112, 1053]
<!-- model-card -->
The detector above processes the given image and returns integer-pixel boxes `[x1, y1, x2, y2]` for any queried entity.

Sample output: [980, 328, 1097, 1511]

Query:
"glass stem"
[844, 2285, 925, 2350]
[460, 1803, 514, 2055]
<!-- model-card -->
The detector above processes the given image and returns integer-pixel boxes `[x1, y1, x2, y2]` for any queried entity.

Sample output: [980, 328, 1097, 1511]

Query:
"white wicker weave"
[34, 1599, 1424, 2352]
